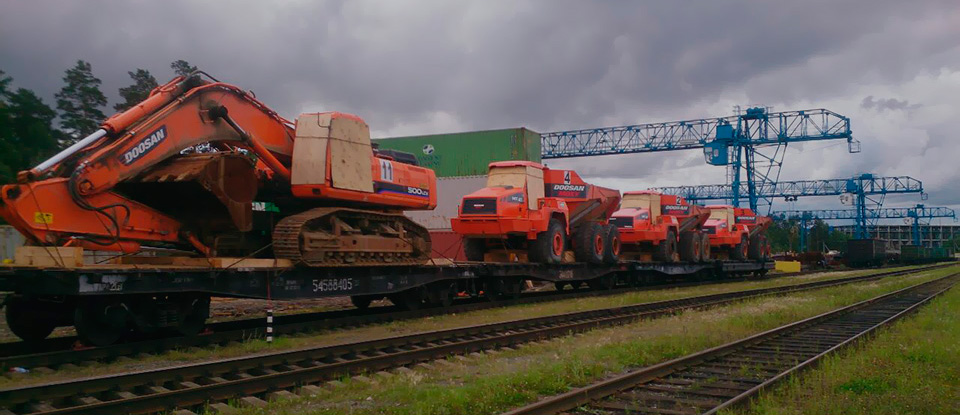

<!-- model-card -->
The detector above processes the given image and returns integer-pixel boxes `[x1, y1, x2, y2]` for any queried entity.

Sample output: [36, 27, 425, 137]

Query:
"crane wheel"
[656, 230, 678, 262]
[531, 219, 566, 264]
[732, 235, 749, 260]
[699, 233, 711, 261]
[464, 238, 487, 262]
[574, 222, 605, 264]
[679, 231, 701, 262]
[602, 224, 621, 264]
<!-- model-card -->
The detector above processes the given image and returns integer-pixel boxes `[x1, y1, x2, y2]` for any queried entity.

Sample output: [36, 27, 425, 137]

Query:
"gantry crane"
[541, 107, 858, 212]
[654, 174, 925, 238]
[774, 205, 956, 250]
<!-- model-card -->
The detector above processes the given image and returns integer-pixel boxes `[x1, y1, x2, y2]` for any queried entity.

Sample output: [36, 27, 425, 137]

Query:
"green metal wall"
[374, 128, 541, 177]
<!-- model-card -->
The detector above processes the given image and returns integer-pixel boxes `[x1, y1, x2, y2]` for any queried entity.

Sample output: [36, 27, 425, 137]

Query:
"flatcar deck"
[0, 260, 772, 300]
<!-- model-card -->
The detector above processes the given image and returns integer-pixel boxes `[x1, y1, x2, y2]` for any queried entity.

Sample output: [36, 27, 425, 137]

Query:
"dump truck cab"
[452, 161, 621, 265]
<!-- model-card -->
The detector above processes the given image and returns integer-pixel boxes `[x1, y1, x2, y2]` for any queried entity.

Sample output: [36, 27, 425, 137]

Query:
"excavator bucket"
[121, 152, 258, 233]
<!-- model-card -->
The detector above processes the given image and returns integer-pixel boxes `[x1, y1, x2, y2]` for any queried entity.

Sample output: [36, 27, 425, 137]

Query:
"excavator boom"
[0, 73, 437, 263]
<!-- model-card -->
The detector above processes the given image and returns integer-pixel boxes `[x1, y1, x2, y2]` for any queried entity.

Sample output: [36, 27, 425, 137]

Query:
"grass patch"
[726, 275, 960, 415]
[230, 265, 959, 415]
[0, 265, 935, 389]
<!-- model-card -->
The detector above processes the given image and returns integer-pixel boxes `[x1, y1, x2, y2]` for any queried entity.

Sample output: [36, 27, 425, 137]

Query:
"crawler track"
[0, 265, 949, 414]
[504, 273, 958, 415]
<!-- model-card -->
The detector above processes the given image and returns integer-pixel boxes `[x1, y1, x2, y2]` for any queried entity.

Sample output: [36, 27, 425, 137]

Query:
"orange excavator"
[0, 73, 437, 266]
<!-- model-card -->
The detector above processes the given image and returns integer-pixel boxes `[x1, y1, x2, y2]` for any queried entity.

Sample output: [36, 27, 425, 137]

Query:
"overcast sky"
[2, 0, 958, 223]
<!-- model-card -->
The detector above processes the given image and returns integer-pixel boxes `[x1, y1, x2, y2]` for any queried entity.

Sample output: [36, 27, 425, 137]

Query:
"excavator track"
[273, 207, 432, 267]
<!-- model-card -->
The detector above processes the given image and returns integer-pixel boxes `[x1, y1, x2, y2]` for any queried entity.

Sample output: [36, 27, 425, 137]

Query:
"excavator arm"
[0, 74, 297, 253]
[1, 73, 437, 262]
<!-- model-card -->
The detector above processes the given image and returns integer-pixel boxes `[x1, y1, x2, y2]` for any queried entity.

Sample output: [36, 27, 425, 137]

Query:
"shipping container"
[406, 176, 488, 229]
[845, 238, 889, 267]
[1, 225, 25, 261]
[374, 128, 541, 178]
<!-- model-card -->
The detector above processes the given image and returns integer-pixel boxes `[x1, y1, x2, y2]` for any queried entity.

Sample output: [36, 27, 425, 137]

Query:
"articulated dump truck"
[451, 161, 621, 264]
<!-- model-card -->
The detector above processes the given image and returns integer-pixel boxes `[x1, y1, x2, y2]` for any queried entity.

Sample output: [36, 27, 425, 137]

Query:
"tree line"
[0, 59, 198, 183]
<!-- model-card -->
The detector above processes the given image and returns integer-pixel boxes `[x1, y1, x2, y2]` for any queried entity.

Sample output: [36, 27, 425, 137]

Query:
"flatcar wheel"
[74, 300, 128, 346]
[486, 278, 522, 301]
[351, 295, 376, 309]
[587, 275, 616, 291]
[426, 282, 456, 308]
[177, 296, 210, 337]
[4, 296, 57, 342]
[554, 282, 567, 291]
[389, 289, 424, 310]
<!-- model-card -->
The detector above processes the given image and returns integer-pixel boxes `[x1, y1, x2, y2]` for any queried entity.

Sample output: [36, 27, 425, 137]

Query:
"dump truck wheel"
[699, 232, 711, 261]
[655, 230, 678, 262]
[574, 222, 605, 264]
[531, 219, 566, 264]
[602, 224, 621, 264]
[464, 238, 486, 262]
[748, 234, 765, 260]
[679, 231, 701, 262]
[732, 235, 749, 260]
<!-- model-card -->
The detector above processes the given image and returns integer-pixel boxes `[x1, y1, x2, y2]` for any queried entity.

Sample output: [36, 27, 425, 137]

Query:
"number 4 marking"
[380, 159, 394, 182]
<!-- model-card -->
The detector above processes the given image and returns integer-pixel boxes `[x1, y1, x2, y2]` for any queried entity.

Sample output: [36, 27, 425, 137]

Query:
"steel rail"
[502, 273, 958, 415]
[0, 265, 950, 414]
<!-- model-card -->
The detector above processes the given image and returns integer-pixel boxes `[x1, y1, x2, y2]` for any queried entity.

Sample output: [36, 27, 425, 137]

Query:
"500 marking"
[312, 278, 355, 293]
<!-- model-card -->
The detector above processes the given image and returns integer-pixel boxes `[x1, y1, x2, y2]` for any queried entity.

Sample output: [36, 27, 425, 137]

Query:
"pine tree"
[114, 68, 158, 111]
[170, 59, 198, 77]
[55, 60, 107, 144]
[0, 70, 61, 184]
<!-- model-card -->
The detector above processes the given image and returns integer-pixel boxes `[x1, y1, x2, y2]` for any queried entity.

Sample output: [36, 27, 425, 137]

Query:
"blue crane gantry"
[774, 205, 956, 250]
[541, 107, 858, 212]
[653, 174, 925, 239]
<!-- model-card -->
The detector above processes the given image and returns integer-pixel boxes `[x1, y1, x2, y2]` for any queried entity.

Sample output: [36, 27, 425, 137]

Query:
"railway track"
[0, 265, 857, 371]
[0, 265, 949, 415]
[502, 272, 958, 415]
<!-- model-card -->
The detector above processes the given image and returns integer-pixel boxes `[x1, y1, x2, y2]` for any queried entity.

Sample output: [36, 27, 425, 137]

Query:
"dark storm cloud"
[860, 96, 919, 111]
[2, 0, 955, 132]
[1, 0, 958, 210]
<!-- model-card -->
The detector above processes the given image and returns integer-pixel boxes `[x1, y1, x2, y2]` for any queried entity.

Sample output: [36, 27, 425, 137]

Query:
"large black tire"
[573, 222, 605, 264]
[530, 219, 566, 264]
[464, 238, 486, 262]
[732, 235, 749, 260]
[602, 224, 621, 264]
[748, 234, 762, 260]
[655, 230, 678, 262]
[4, 296, 57, 342]
[678, 231, 701, 262]
[748, 234, 770, 261]
[699, 232, 711, 262]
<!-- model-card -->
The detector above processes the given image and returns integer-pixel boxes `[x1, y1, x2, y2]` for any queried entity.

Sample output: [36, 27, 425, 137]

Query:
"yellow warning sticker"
[34, 212, 53, 224]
